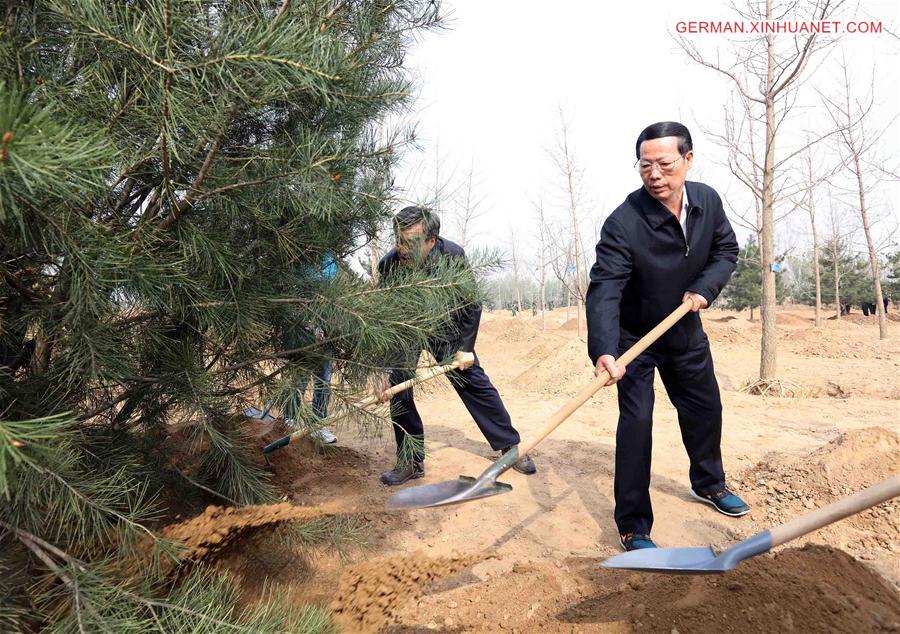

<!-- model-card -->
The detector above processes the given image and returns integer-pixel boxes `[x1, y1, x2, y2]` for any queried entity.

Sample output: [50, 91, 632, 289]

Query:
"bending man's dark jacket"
[586, 181, 738, 363]
[378, 236, 481, 354]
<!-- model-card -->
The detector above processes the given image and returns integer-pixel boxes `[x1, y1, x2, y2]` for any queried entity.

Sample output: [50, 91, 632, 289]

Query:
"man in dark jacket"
[586, 122, 750, 552]
[376, 206, 536, 485]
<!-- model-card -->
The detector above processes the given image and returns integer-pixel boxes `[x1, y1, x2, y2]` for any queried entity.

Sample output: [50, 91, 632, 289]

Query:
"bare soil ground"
[167, 305, 900, 632]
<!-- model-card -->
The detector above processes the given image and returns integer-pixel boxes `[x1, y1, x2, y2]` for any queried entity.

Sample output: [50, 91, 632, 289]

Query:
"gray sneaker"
[310, 427, 337, 444]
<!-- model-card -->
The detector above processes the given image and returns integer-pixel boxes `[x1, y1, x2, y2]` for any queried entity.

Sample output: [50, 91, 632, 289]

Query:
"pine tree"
[0, 1, 477, 630]
[883, 250, 900, 303]
[816, 239, 873, 308]
[723, 237, 762, 320]
[721, 236, 785, 320]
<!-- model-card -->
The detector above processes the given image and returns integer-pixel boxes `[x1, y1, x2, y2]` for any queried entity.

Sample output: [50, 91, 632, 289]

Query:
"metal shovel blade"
[601, 546, 720, 574]
[600, 532, 772, 574]
[385, 475, 512, 510]
[385, 449, 520, 510]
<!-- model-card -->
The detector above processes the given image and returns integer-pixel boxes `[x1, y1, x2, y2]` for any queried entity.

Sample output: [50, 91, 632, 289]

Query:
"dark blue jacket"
[586, 181, 738, 362]
[378, 237, 481, 352]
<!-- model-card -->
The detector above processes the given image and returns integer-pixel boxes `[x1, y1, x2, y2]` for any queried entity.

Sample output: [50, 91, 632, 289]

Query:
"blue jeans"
[282, 322, 332, 423]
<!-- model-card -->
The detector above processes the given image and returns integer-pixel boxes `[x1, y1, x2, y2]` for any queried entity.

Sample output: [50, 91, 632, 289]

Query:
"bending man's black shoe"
[501, 446, 537, 475]
[380, 461, 425, 486]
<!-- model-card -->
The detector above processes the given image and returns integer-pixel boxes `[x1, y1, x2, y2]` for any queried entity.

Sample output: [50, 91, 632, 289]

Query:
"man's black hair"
[393, 206, 440, 239]
[635, 121, 693, 159]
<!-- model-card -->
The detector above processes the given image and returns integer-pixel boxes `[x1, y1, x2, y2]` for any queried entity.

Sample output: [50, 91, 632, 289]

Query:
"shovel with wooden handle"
[601, 475, 900, 574]
[385, 299, 694, 510]
[262, 360, 460, 463]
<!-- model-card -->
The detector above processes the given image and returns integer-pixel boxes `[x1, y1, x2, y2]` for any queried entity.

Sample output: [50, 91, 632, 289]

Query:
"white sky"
[385, 0, 900, 270]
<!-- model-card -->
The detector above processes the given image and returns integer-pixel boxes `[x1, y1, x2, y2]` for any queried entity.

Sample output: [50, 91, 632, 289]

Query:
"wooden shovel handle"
[769, 476, 900, 548]
[361, 360, 460, 407]
[518, 299, 693, 456]
[263, 361, 459, 455]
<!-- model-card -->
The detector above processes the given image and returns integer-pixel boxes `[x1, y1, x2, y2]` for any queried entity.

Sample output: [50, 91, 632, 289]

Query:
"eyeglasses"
[635, 155, 685, 175]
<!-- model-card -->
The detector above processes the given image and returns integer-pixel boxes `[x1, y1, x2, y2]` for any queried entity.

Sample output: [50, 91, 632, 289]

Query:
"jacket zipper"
[683, 207, 691, 257]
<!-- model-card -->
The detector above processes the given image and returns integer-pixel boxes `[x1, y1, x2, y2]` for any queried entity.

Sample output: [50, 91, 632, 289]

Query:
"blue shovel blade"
[600, 531, 773, 574]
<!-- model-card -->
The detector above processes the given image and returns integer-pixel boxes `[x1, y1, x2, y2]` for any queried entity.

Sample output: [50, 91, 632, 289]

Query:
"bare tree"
[531, 195, 550, 330]
[678, 0, 847, 385]
[794, 142, 844, 326]
[804, 151, 824, 326]
[827, 193, 844, 320]
[508, 227, 523, 314]
[548, 107, 586, 337]
[452, 161, 488, 249]
[820, 57, 895, 339]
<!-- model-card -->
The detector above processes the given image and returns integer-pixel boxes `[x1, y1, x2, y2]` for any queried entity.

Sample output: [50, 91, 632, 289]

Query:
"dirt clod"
[162, 500, 344, 559]
[331, 552, 485, 631]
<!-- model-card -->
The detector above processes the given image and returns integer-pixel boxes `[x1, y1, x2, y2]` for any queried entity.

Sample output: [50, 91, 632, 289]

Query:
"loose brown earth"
[165, 305, 900, 632]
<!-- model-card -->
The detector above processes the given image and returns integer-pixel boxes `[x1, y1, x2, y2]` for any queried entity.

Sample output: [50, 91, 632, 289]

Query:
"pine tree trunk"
[759, 13, 778, 380]
[370, 236, 380, 285]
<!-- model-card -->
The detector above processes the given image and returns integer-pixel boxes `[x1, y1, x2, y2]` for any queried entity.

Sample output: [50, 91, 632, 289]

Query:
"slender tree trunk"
[540, 272, 546, 330]
[539, 243, 547, 331]
[510, 233, 522, 314]
[832, 237, 841, 321]
[566, 163, 584, 338]
[806, 162, 822, 328]
[759, 10, 778, 380]
[851, 153, 888, 339]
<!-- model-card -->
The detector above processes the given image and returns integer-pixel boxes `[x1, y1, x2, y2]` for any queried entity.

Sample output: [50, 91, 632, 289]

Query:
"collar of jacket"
[629, 182, 704, 230]
[427, 236, 446, 260]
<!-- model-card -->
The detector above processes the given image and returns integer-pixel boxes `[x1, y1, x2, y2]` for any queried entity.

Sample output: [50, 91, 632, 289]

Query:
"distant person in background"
[282, 254, 338, 444]
[885, 296, 891, 313]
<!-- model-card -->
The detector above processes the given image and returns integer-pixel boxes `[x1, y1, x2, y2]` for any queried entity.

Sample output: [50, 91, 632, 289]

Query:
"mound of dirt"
[253, 421, 324, 488]
[706, 323, 754, 345]
[162, 501, 345, 559]
[478, 317, 541, 344]
[558, 317, 582, 331]
[734, 427, 900, 583]
[560, 545, 899, 633]
[331, 552, 486, 632]
[513, 338, 601, 398]
[776, 311, 814, 326]
[828, 312, 900, 324]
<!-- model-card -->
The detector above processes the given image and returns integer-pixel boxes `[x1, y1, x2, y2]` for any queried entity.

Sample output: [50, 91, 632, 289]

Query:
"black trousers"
[614, 334, 725, 535]
[389, 345, 520, 463]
